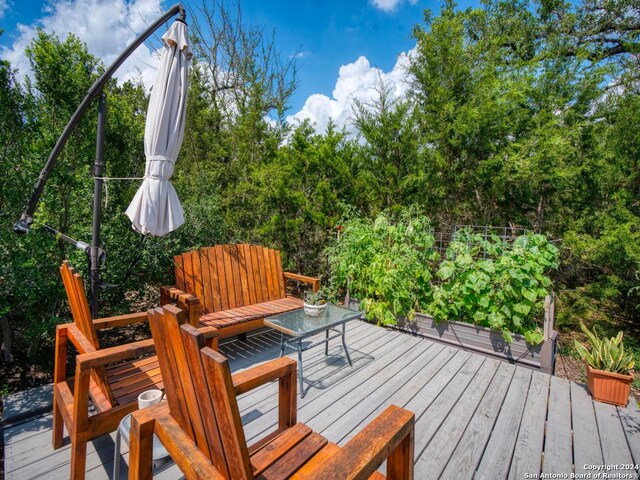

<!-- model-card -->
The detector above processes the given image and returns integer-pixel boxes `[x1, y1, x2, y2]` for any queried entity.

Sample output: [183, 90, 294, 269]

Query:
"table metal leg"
[342, 323, 352, 366]
[279, 332, 285, 357]
[325, 329, 329, 355]
[298, 338, 304, 397]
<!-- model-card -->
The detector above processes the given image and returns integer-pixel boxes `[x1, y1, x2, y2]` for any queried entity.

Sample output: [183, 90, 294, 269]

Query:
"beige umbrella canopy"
[126, 20, 191, 236]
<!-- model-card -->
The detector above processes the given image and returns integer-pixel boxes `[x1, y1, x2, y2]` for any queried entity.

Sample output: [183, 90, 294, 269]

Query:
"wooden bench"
[162, 244, 320, 338]
[129, 305, 415, 480]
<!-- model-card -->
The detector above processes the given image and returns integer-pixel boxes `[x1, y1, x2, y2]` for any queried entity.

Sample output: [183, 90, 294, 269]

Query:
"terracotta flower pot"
[586, 364, 633, 407]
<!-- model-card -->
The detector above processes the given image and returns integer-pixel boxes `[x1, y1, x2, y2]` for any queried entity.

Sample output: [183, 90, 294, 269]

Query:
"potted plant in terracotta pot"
[574, 322, 635, 407]
[304, 290, 327, 317]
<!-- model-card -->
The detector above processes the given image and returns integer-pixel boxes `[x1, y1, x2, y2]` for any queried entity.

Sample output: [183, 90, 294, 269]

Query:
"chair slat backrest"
[174, 244, 286, 314]
[59, 261, 115, 406]
[60, 261, 100, 349]
[200, 346, 253, 479]
[148, 306, 251, 479]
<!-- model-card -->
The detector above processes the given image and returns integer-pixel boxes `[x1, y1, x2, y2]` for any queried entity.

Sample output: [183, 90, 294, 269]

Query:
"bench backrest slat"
[174, 244, 286, 314]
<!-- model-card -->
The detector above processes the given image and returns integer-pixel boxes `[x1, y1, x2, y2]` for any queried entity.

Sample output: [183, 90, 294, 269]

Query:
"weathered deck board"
[414, 357, 500, 479]
[508, 371, 550, 479]
[236, 321, 376, 410]
[243, 326, 409, 442]
[411, 354, 486, 462]
[310, 340, 437, 436]
[594, 400, 635, 467]
[542, 376, 573, 475]
[571, 381, 604, 473]
[618, 398, 640, 468]
[337, 344, 460, 445]
[4, 320, 639, 480]
[474, 367, 532, 479]
[441, 362, 515, 480]
[319, 342, 445, 442]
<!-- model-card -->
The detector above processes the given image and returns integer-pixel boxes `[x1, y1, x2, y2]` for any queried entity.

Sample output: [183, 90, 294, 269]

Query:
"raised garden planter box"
[346, 293, 557, 374]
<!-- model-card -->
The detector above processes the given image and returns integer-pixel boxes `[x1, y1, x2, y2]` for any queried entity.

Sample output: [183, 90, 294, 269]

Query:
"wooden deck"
[3, 320, 640, 479]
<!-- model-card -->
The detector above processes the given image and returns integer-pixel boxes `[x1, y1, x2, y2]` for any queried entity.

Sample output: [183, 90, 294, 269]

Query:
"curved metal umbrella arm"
[13, 3, 186, 234]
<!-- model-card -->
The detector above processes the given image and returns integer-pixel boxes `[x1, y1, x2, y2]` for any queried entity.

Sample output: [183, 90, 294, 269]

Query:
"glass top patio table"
[264, 303, 361, 397]
[263, 304, 361, 337]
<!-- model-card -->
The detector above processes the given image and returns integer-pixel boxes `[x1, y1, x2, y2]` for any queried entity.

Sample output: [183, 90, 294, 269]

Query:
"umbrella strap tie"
[148, 155, 175, 162]
[94, 176, 145, 208]
[143, 174, 169, 181]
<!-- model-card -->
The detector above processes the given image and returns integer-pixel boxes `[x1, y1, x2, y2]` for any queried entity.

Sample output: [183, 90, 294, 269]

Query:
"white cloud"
[0, 0, 8, 20]
[1, 0, 168, 88]
[287, 50, 414, 136]
[290, 50, 311, 59]
[370, 0, 418, 13]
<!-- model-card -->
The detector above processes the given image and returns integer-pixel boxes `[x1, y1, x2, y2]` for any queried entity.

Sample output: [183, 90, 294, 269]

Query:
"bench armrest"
[160, 285, 185, 303]
[283, 272, 320, 292]
[160, 286, 201, 327]
[93, 312, 148, 330]
[292, 405, 415, 479]
[200, 326, 220, 350]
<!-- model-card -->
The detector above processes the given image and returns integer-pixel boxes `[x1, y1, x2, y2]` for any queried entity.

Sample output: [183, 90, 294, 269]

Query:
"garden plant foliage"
[328, 216, 559, 344]
[574, 322, 635, 374]
[327, 212, 439, 326]
[429, 230, 559, 344]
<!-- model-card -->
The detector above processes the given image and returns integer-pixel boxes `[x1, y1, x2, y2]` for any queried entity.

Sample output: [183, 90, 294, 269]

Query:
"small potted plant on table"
[574, 322, 635, 407]
[304, 290, 327, 317]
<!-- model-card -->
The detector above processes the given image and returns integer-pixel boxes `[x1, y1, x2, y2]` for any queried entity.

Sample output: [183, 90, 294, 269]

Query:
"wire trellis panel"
[432, 224, 532, 257]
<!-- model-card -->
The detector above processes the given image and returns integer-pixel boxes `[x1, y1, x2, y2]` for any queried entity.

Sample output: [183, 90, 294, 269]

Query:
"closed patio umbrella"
[126, 19, 191, 236]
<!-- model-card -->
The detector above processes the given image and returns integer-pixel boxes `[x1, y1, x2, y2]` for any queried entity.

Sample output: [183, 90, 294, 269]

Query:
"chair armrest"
[233, 357, 298, 429]
[62, 324, 98, 354]
[147, 413, 225, 479]
[131, 401, 170, 426]
[130, 405, 223, 480]
[76, 338, 155, 371]
[292, 405, 415, 479]
[75, 323, 216, 372]
[283, 272, 320, 292]
[93, 312, 148, 330]
[232, 357, 296, 395]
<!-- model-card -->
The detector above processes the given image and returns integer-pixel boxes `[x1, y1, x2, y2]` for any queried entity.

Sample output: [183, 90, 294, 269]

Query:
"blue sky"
[0, 0, 477, 132]
[235, 0, 427, 113]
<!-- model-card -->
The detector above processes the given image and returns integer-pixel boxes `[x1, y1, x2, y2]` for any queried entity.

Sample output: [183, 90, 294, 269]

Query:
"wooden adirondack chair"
[53, 261, 204, 480]
[162, 244, 320, 338]
[129, 305, 415, 480]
